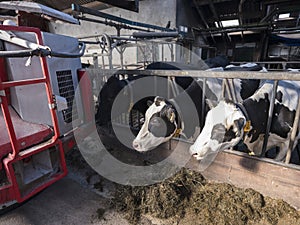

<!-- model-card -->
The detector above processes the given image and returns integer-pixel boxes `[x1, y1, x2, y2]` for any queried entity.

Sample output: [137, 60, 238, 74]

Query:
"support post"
[261, 80, 278, 156]
[285, 95, 300, 164]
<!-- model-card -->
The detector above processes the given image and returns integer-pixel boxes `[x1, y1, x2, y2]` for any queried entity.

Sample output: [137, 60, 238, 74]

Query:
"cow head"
[190, 100, 247, 160]
[132, 96, 179, 152]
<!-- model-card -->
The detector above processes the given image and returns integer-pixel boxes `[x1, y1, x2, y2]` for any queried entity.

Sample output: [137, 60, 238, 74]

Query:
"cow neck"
[169, 81, 203, 138]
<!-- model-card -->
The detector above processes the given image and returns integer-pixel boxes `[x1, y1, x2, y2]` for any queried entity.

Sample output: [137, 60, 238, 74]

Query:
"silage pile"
[113, 168, 300, 225]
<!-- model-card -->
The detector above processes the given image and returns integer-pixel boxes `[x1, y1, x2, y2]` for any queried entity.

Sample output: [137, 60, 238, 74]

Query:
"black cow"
[95, 61, 208, 126]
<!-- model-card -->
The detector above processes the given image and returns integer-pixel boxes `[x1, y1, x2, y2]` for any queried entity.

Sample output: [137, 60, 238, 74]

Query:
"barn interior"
[1, 0, 299, 68]
[0, 1, 300, 224]
[0, 0, 297, 66]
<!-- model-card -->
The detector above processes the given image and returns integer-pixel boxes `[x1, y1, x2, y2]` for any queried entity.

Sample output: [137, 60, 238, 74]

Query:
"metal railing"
[97, 68, 300, 165]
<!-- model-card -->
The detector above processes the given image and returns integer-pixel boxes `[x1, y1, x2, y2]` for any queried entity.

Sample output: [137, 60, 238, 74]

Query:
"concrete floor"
[0, 177, 130, 225]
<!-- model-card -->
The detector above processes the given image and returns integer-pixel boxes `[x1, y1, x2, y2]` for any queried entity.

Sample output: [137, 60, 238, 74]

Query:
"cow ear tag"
[174, 128, 182, 137]
[244, 120, 251, 132]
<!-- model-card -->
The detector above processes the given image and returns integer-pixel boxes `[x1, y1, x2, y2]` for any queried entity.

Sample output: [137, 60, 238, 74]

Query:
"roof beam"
[194, 0, 232, 6]
[95, 0, 139, 12]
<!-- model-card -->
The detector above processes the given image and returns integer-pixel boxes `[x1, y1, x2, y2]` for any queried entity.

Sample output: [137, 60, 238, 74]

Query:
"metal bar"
[228, 78, 238, 103]
[224, 79, 233, 100]
[132, 31, 179, 39]
[72, 4, 175, 32]
[261, 80, 279, 156]
[0, 78, 46, 90]
[0, 30, 49, 50]
[200, 26, 270, 34]
[201, 78, 207, 127]
[0, 1, 78, 24]
[221, 78, 226, 98]
[0, 26, 61, 144]
[172, 77, 180, 96]
[95, 0, 139, 12]
[285, 95, 300, 164]
[167, 76, 170, 99]
[103, 69, 300, 81]
[260, 7, 278, 23]
[74, 15, 149, 32]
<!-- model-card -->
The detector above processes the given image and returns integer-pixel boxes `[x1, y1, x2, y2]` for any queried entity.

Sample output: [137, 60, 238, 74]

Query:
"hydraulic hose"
[0, 42, 85, 58]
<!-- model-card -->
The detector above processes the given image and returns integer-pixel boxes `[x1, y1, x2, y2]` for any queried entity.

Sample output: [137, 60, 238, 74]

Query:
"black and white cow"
[190, 80, 300, 161]
[96, 61, 208, 126]
[132, 80, 204, 151]
[132, 72, 263, 152]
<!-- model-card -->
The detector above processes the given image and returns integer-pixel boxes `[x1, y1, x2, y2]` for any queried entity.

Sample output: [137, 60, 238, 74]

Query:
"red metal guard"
[0, 25, 67, 205]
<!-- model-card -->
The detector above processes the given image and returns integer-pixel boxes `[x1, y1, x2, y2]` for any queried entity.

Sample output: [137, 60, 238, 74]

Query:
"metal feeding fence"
[96, 68, 300, 166]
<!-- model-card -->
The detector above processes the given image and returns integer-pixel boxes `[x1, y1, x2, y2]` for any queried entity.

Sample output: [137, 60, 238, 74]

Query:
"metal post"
[228, 78, 237, 103]
[221, 79, 226, 98]
[201, 78, 207, 128]
[93, 53, 98, 68]
[161, 44, 164, 61]
[108, 48, 113, 69]
[222, 79, 233, 100]
[285, 95, 300, 164]
[261, 80, 278, 156]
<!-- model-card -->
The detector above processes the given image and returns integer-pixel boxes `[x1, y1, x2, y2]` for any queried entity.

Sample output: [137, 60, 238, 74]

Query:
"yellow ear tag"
[174, 128, 182, 137]
[244, 120, 251, 132]
[170, 112, 175, 123]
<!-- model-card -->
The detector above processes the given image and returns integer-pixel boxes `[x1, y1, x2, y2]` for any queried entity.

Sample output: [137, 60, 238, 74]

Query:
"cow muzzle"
[189, 145, 211, 160]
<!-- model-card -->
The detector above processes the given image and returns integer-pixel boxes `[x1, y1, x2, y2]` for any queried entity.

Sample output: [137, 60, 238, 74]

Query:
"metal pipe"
[132, 31, 179, 39]
[224, 79, 233, 100]
[261, 80, 278, 156]
[72, 4, 175, 32]
[195, 24, 270, 34]
[107, 69, 300, 81]
[221, 78, 226, 98]
[201, 78, 207, 128]
[285, 95, 300, 164]
[0, 42, 85, 58]
[74, 15, 149, 32]
[228, 78, 238, 103]
[260, 7, 278, 23]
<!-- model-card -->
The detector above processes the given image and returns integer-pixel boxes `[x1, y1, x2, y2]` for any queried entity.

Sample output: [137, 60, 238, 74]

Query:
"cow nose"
[189, 145, 197, 155]
[132, 141, 140, 150]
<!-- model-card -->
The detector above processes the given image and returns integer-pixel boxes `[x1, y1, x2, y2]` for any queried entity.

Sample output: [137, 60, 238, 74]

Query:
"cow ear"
[147, 100, 153, 107]
[154, 96, 165, 106]
[206, 99, 218, 109]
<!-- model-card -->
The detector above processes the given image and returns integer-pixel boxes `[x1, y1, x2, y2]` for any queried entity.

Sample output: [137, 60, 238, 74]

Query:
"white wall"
[49, 0, 177, 67]
[50, 0, 176, 37]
